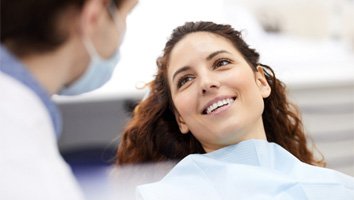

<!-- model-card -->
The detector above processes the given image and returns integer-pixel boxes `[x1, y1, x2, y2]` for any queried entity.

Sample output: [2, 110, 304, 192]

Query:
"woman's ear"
[256, 65, 271, 98]
[175, 112, 189, 134]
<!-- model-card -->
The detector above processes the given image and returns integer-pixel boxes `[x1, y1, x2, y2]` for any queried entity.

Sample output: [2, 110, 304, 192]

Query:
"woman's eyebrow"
[206, 50, 231, 61]
[172, 66, 191, 81]
[172, 50, 231, 81]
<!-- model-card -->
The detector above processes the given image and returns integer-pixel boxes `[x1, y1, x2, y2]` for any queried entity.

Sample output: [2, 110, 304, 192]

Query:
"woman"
[116, 21, 354, 199]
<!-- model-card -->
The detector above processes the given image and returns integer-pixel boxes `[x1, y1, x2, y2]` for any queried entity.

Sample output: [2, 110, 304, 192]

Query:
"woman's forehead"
[167, 32, 242, 69]
[173, 32, 233, 52]
[170, 33, 234, 62]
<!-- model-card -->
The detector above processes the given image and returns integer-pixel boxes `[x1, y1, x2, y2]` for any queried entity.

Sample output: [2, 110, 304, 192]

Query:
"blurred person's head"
[1, 0, 138, 95]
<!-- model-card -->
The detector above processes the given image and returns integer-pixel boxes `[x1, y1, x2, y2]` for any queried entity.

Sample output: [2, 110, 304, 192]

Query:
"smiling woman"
[117, 21, 318, 165]
[167, 32, 271, 152]
[116, 21, 354, 199]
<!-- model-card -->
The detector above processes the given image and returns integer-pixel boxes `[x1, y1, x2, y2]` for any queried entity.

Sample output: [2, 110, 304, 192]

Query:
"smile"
[202, 97, 236, 115]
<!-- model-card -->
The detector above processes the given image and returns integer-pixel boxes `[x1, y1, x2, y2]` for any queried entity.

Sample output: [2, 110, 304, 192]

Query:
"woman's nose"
[200, 74, 220, 95]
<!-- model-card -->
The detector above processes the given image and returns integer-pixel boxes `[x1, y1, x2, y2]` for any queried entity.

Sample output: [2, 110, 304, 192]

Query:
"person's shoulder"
[0, 72, 44, 110]
[136, 155, 212, 187]
[0, 71, 54, 137]
[136, 156, 220, 200]
[269, 140, 354, 184]
[0, 72, 35, 99]
[298, 161, 354, 185]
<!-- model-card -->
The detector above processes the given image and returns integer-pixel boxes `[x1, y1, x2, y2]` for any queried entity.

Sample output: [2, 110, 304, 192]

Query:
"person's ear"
[175, 112, 189, 134]
[255, 65, 271, 98]
[79, 0, 106, 37]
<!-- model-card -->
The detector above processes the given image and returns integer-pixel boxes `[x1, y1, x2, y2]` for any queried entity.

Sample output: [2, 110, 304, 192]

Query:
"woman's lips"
[202, 96, 236, 115]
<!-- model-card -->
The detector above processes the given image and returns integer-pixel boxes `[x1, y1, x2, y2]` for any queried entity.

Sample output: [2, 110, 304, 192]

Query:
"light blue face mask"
[59, 40, 120, 96]
[59, 5, 122, 96]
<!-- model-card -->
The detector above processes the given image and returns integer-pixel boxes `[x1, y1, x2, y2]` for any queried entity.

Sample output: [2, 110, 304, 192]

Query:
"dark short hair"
[0, 0, 122, 56]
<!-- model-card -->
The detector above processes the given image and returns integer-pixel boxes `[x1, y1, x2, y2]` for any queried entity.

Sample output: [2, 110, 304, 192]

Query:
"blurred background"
[54, 0, 354, 199]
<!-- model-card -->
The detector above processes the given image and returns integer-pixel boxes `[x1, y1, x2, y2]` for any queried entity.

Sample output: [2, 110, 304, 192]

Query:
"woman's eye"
[214, 58, 231, 69]
[177, 76, 194, 89]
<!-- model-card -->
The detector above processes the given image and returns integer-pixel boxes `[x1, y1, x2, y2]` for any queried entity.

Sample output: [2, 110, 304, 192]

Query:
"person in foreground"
[116, 21, 354, 199]
[0, 0, 137, 199]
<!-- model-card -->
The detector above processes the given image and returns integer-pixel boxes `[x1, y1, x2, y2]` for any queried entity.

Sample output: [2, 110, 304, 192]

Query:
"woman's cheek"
[174, 91, 195, 115]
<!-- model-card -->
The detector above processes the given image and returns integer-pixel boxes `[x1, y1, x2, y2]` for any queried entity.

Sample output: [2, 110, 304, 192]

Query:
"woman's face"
[167, 32, 271, 152]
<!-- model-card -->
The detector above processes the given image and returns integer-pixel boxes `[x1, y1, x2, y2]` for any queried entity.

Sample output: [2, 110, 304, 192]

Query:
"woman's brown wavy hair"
[117, 21, 325, 166]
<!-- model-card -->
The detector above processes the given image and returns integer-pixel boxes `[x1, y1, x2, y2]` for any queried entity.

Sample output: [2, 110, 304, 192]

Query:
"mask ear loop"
[82, 37, 99, 60]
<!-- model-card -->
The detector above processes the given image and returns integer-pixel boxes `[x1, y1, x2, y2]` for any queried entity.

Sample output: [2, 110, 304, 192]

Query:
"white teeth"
[206, 98, 234, 114]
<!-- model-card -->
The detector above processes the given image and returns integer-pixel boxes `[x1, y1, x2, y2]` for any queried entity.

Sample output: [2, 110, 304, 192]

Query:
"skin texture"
[168, 32, 271, 152]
